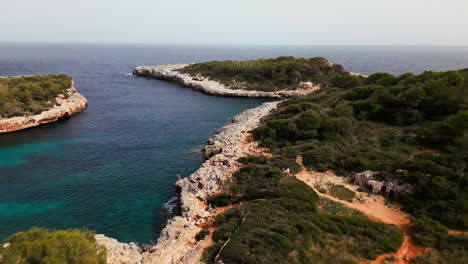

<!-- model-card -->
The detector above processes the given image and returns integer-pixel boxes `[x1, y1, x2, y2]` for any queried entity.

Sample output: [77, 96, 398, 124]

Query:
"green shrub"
[0, 75, 72, 118]
[412, 217, 448, 248]
[215, 214, 227, 226]
[237, 156, 268, 165]
[411, 248, 468, 264]
[329, 185, 356, 202]
[179, 57, 357, 91]
[0, 227, 106, 264]
[208, 194, 231, 207]
[196, 229, 211, 241]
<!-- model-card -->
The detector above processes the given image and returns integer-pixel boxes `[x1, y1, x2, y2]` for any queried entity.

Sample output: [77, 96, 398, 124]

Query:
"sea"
[0, 44, 467, 243]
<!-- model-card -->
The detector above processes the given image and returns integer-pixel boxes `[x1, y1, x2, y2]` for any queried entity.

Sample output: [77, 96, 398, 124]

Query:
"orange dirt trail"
[294, 156, 424, 264]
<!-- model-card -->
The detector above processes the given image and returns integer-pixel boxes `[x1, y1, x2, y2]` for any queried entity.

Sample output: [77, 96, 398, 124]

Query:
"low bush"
[0, 227, 106, 264]
[329, 185, 356, 202]
[215, 214, 226, 226]
[0, 75, 72, 118]
[196, 229, 211, 241]
[208, 194, 231, 208]
[179, 57, 361, 91]
[412, 217, 449, 248]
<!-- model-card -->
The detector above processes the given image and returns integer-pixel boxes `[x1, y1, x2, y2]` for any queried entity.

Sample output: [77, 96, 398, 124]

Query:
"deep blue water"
[0, 44, 467, 243]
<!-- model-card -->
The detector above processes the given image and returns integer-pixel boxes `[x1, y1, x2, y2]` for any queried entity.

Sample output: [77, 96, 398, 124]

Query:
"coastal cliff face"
[133, 65, 319, 98]
[0, 83, 88, 133]
[96, 101, 281, 264]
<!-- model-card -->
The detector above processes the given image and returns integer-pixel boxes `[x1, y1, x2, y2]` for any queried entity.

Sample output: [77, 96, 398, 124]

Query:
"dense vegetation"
[410, 217, 468, 263]
[179, 57, 363, 92]
[0, 75, 72, 118]
[251, 69, 468, 230]
[0, 228, 106, 264]
[202, 156, 403, 263]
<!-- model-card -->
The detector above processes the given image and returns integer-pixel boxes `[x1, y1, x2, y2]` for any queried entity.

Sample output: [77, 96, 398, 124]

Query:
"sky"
[1, 0, 467, 46]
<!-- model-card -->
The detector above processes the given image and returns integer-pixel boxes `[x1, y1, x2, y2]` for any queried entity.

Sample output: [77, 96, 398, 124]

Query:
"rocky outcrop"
[97, 101, 281, 264]
[95, 235, 143, 264]
[203, 141, 222, 159]
[133, 64, 320, 98]
[354, 170, 413, 198]
[0, 82, 88, 133]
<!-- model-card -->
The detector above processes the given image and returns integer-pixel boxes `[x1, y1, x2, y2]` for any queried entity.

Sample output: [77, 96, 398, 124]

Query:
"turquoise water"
[1, 44, 467, 243]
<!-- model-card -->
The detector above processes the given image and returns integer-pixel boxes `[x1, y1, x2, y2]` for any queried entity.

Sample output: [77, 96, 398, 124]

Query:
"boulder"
[354, 170, 413, 198]
[203, 143, 222, 159]
[354, 170, 376, 187]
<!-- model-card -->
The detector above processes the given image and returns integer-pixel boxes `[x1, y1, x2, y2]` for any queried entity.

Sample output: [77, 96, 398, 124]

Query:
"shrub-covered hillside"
[0, 227, 106, 264]
[203, 156, 403, 263]
[251, 69, 468, 229]
[179, 57, 363, 92]
[0, 75, 72, 118]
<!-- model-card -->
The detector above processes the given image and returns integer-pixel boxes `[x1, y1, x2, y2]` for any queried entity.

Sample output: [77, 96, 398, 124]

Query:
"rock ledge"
[133, 64, 319, 98]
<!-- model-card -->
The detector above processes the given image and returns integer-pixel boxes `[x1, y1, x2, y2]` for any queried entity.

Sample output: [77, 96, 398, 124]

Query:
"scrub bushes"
[0, 227, 106, 264]
[196, 229, 211, 241]
[202, 159, 403, 263]
[179, 57, 363, 91]
[251, 69, 468, 230]
[0, 75, 72, 118]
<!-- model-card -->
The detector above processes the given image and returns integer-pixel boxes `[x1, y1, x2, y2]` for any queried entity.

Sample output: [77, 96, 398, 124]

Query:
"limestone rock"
[368, 180, 384, 194]
[95, 235, 143, 264]
[354, 170, 413, 198]
[354, 170, 376, 187]
[203, 142, 222, 159]
[133, 64, 319, 98]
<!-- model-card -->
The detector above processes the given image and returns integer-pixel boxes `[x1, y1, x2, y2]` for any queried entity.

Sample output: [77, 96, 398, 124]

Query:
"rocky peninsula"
[133, 64, 319, 98]
[0, 81, 88, 133]
[96, 100, 281, 264]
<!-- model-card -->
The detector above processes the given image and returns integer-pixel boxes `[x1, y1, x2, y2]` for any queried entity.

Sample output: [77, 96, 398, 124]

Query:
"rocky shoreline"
[96, 100, 281, 264]
[132, 64, 319, 98]
[0, 82, 88, 133]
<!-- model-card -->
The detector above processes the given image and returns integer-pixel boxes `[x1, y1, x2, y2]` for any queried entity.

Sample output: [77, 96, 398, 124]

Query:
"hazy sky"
[1, 0, 467, 45]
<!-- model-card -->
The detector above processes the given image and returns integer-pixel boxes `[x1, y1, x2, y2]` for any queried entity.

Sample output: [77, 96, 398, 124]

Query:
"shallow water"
[0, 44, 467, 243]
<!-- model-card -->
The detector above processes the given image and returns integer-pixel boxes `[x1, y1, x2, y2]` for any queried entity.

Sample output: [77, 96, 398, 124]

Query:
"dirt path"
[448, 229, 468, 235]
[294, 156, 424, 264]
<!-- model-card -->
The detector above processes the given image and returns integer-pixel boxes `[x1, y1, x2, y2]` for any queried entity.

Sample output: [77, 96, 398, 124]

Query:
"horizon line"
[1, 41, 468, 48]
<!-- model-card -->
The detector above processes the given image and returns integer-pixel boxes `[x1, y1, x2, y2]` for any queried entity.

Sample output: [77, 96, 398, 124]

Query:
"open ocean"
[0, 44, 467, 243]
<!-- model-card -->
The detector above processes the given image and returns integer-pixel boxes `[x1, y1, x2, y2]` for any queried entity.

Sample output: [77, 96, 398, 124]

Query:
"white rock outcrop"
[354, 171, 413, 198]
[133, 64, 319, 98]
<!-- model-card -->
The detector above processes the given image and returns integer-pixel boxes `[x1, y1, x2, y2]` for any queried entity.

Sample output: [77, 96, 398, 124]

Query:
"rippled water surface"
[0, 44, 467, 243]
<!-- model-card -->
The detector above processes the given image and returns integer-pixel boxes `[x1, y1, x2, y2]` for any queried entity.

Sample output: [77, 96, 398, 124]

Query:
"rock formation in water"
[0, 82, 88, 133]
[133, 64, 320, 98]
[96, 101, 281, 264]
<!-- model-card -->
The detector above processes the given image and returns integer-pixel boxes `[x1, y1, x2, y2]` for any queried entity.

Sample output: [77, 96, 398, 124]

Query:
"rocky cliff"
[0, 82, 88, 133]
[133, 64, 319, 98]
[96, 101, 281, 264]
